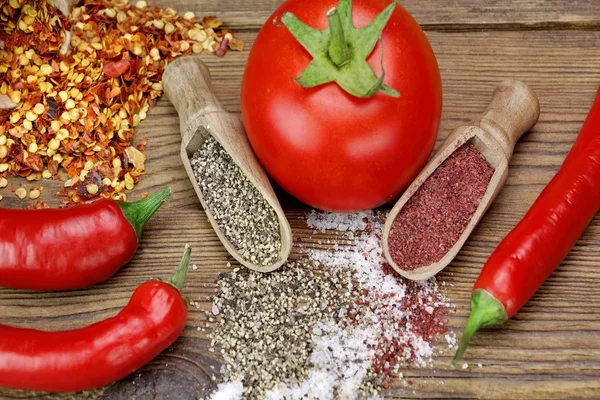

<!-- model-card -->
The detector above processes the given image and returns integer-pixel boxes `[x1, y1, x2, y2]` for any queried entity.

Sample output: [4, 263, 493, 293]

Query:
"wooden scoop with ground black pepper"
[163, 55, 292, 272]
[383, 80, 540, 280]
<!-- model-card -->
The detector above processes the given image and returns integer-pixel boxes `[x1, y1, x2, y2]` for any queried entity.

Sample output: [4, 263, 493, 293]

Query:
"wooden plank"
[2, 22, 600, 400]
[164, 0, 600, 31]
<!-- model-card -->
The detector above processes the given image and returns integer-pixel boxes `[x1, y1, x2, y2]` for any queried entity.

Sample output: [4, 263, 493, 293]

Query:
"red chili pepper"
[103, 59, 130, 77]
[453, 87, 600, 365]
[0, 245, 191, 392]
[0, 187, 171, 291]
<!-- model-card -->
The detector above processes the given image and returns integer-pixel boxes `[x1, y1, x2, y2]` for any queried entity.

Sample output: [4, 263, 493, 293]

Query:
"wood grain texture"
[161, 0, 600, 31]
[2, 1, 600, 399]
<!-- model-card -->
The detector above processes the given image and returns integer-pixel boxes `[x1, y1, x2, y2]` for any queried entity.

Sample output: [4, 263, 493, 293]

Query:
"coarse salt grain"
[209, 381, 243, 400]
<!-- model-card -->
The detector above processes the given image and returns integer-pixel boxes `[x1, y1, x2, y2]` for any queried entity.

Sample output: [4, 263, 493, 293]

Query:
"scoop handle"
[473, 80, 540, 159]
[162, 56, 225, 146]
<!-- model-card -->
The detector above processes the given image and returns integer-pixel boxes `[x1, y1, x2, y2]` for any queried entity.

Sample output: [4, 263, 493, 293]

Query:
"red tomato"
[242, 0, 442, 212]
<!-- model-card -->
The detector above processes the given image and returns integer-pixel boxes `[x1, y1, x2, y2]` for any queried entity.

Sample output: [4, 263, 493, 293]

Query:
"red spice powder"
[388, 142, 494, 271]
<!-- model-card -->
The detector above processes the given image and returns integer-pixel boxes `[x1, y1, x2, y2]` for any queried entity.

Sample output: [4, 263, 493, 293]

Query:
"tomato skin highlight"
[242, 0, 442, 212]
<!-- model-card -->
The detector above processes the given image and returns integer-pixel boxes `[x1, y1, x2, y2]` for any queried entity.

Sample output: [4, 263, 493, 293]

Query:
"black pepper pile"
[209, 259, 358, 398]
[191, 136, 281, 267]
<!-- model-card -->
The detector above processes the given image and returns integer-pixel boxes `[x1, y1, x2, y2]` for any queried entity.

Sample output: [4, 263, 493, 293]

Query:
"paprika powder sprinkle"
[387, 142, 494, 270]
[0, 0, 243, 204]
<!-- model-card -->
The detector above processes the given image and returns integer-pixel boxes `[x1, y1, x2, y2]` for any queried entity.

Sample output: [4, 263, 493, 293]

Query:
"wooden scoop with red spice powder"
[383, 80, 540, 280]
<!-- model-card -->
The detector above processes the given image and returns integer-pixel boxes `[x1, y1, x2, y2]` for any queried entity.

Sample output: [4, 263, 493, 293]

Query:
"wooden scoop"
[0, 0, 73, 110]
[383, 80, 540, 280]
[163, 55, 292, 272]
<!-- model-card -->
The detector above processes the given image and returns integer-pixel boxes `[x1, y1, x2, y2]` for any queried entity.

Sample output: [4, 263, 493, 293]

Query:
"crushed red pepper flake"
[0, 0, 243, 203]
[388, 142, 495, 270]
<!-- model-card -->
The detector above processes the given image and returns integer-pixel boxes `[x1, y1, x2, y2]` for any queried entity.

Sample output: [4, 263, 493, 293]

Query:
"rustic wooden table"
[2, 0, 600, 399]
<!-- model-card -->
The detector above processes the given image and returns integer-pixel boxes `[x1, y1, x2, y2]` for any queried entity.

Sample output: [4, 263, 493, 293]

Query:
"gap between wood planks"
[421, 21, 600, 33]
[231, 20, 600, 34]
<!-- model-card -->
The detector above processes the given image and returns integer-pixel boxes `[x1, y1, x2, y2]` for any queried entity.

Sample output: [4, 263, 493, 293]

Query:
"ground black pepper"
[190, 136, 281, 267]
[209, 259, 358, 398]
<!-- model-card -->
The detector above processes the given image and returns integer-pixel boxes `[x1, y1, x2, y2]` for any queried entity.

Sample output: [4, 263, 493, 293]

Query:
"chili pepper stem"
[452, 289, 507, 367]
[169, 245, 192, 291]
[118, 187, 171, 241]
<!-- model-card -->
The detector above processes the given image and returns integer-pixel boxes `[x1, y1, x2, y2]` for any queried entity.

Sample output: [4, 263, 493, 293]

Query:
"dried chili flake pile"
[206, 211, 456, 399]
[0, 0, 242, 203]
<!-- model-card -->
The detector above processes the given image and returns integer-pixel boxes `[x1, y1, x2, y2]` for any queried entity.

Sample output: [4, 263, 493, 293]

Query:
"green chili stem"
[118, 187, 171, 241]
[452, 289, 508, 367]
[327, 8, 350, 67]
[169, 245, 192, 291]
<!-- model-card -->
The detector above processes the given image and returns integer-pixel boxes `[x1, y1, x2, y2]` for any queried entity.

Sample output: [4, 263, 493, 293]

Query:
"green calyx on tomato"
[281, 0, 400, 98]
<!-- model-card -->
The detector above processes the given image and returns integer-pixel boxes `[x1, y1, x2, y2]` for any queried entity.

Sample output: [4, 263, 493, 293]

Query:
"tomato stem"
[169, 245, 192, 291]
[281, 0, 400, 98]
[452, 289, 508, 366]
[327, 8, 350, 67]
[118, 187, 171, 241]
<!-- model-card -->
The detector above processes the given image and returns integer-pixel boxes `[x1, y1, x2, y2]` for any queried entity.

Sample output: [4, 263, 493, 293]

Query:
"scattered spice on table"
[388, 142, 494, 271]
[0, 0, 243, 203]
[191, 136, 281, 267]
[206, 211, 455, 399]
[209, 259, 358, 397]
